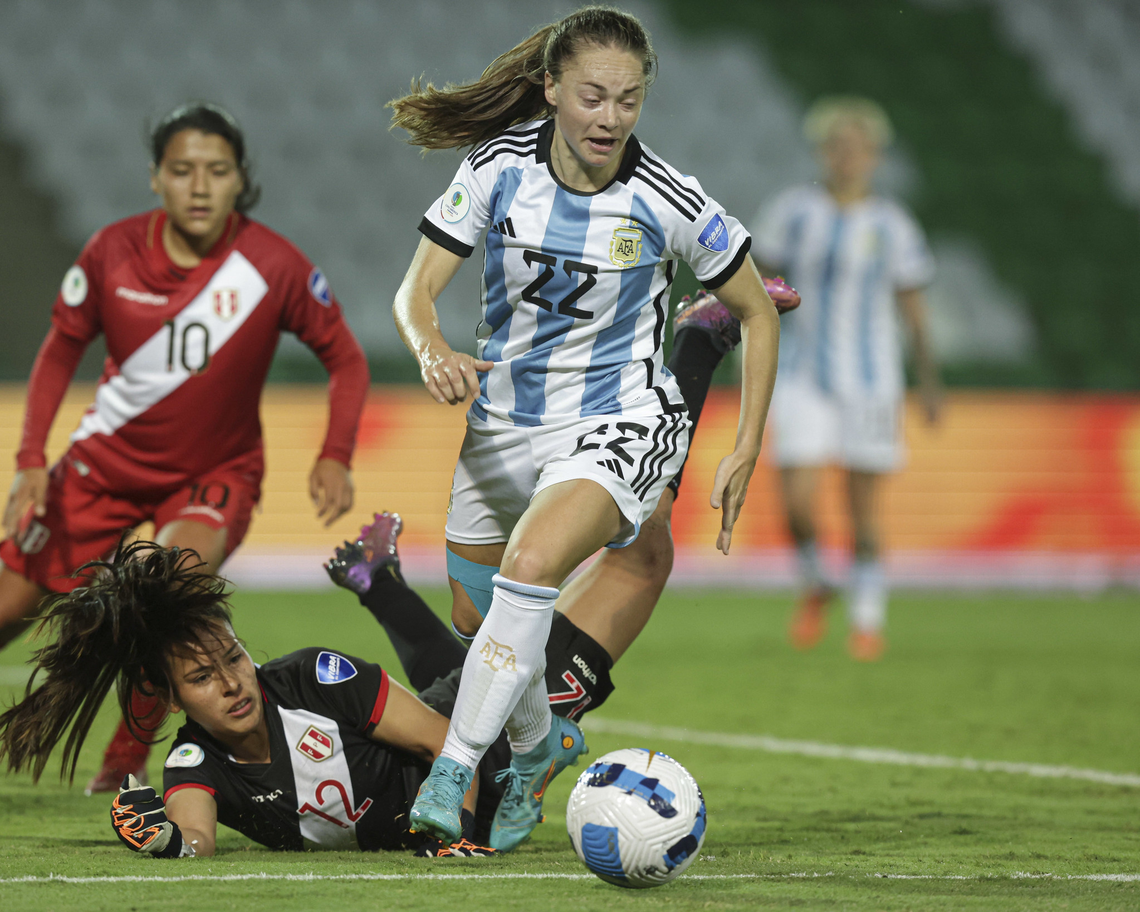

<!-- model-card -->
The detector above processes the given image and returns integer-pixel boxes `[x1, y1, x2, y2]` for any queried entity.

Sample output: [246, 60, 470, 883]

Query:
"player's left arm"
[369, 680, 478, 815]
[897, 286, 943, 425]
[706, 257, 780, 555]
[110, 776, 213, 858]
[164, 787, 218, 857]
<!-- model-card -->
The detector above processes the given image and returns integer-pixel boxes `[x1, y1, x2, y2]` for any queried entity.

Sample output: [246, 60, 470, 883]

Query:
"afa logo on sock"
[316, 651, 358, 684]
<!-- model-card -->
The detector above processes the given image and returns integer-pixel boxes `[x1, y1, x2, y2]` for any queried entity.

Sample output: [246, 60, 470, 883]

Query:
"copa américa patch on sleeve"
[61, 265, 88, 306]
[308, 267, 332, 306]
[165, 743, 205, 768]
[697, 214, 729, 252]
[440, 183, 471, 223]
[316, 651, 358, 685]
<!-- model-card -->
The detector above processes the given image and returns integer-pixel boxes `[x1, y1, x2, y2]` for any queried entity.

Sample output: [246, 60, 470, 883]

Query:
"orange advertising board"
[1, 385, 1137, 587]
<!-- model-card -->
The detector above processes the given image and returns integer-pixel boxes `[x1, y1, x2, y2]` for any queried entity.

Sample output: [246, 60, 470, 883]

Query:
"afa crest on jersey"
[609, 224, 643, 268]
[212, 288, 240, 320]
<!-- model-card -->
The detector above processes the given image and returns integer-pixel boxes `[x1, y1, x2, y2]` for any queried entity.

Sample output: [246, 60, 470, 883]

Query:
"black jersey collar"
[537, 119, 642, 197]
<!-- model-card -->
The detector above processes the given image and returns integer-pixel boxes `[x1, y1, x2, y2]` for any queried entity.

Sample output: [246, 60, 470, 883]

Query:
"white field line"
[1, 872, 1138, 885]
[584, 718, 1140, 788]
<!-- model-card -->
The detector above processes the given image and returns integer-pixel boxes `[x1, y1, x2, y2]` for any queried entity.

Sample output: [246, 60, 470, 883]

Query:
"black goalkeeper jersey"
[162, 648, 429, 851]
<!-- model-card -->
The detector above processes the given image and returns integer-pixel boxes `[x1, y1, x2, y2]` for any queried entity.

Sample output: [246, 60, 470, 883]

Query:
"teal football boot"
[490, 717, 588, 851]
[409, 756, 473, 843]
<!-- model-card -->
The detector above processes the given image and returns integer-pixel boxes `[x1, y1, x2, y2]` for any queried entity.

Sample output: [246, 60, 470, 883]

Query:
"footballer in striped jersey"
[391, 6, 780, 849]
[752, 96, 943, 661]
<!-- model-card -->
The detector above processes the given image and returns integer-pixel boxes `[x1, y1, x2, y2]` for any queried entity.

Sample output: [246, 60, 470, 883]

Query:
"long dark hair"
[389, 5, 656, 150]
[0, 540, 233, 783]
[149, 101, 261, 212]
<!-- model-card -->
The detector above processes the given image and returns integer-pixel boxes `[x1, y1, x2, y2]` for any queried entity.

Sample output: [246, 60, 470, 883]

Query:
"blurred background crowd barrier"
[3, 385, 1137, 589]
[1, 0, 1138, 587]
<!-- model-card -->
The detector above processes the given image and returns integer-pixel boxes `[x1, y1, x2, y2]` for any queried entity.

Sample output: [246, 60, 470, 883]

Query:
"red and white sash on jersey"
[72, 250, 269, 444]
[277, 706, 372, 850]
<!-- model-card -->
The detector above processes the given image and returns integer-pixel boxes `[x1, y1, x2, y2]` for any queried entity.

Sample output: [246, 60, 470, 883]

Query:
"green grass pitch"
[1, 583, 1138, 911]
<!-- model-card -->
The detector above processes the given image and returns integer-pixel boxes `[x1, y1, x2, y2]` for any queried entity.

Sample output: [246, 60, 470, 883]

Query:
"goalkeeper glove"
[110, 774, 195, 858]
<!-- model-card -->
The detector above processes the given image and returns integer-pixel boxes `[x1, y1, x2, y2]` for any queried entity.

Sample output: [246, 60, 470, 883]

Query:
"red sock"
[99, 689, 168, 771]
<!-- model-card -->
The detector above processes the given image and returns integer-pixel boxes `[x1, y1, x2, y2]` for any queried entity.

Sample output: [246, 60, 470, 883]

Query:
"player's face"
[167, 624, 264, 744]
[545, 44, 645, 180]
[820, 119, 881, 187]
[150, 129, 243, 242]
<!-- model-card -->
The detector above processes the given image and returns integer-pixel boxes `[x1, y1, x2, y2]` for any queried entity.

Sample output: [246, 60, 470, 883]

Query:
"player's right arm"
[392, 237, 490, 405]
[4, 249, 102, 538]
[369, 678, 479, 816]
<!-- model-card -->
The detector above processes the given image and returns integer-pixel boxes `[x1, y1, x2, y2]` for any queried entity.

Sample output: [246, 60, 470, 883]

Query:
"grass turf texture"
[1, 586, 1138, 910]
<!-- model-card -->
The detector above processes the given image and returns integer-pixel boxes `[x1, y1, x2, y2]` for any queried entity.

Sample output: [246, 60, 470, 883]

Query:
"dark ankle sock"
[360, 567, 467, 691]
[668, 327, 725, 433]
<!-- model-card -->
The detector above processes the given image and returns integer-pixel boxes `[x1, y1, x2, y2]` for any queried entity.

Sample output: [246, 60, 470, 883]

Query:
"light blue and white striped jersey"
[420, 120, 750, 427]
[752, 184, 934, 399]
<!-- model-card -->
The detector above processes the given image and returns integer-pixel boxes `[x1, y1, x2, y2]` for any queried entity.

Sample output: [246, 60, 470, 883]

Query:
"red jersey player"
[0, 102, 370, 790]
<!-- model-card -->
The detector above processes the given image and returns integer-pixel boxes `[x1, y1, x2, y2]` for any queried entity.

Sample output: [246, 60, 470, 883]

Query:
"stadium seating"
[0, 0, 813, 366]
[0, 0, 1031, 380]
[661, 0, 1140, 389]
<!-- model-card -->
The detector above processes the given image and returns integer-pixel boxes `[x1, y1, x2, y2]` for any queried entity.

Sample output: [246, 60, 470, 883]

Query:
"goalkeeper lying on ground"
[0, 536, 531, 857]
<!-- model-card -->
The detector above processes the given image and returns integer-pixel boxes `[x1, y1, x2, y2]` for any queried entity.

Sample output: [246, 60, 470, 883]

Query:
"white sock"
[796, 541, 826, 590]
[849, 560, 886, 632]
[506, 668, 552, 755]
[440, 574, 557, 770]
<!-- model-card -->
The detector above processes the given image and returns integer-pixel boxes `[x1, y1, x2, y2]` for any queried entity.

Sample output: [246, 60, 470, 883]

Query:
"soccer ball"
[565, 748, 707, 889]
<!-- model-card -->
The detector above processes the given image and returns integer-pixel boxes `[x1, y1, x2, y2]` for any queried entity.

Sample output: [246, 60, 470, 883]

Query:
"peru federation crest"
[297, 725, 334, 762]
[212, 288, 240, 320]
[609, 224, 643, 268]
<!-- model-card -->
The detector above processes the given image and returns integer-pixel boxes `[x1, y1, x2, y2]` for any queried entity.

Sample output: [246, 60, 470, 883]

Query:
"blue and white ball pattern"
[565, 748, 707, 888]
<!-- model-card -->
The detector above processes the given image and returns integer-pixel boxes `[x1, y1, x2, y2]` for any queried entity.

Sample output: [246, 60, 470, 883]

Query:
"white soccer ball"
[565, 747, 707, 888]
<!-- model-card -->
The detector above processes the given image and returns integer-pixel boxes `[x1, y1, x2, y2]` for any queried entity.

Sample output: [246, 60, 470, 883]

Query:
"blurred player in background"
[0, 102, 369, 790]
[752, 96, 942, 661]
[389, 5, 779, 850]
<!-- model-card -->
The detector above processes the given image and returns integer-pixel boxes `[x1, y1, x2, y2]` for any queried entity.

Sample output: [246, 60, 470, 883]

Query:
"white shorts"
[770, 379, 903, 473]
[446, 409, 690, 549]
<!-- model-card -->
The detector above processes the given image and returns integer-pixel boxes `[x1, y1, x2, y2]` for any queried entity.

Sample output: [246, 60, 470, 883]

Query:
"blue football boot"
[490, 717, 588, 852]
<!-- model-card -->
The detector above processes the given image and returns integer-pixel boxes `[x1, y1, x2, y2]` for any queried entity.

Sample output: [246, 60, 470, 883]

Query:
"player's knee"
[450, 594, 484, 639]
[620, 517, 674, 590]
[853, 534, 879, 562]
[786, 511, 816, 545]
[498, 546, 560, 590]
[0, 577, 45, 627]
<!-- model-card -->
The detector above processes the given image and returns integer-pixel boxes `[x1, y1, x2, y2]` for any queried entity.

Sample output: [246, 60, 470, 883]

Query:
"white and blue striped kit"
[752, 184, 934, 400]
[752, 184, 934, 471]
[421, 119, 751, 427]
[422, 120, 751, 543]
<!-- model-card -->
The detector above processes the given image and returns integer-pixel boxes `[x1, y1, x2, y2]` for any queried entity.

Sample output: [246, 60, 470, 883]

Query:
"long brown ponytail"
[389, 5, 657, 150]
[0, 540, 233, 784]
